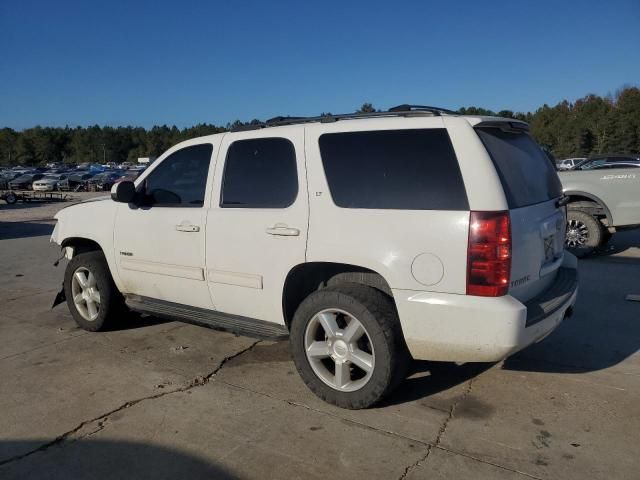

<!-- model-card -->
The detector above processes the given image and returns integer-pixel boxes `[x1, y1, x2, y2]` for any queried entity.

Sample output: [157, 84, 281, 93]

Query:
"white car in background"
[557, 157, 586, 170]
[32, 174, 68, 191]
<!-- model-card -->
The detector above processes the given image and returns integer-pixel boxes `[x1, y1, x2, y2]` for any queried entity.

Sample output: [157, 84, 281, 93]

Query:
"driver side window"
[140, 144, 213, 207]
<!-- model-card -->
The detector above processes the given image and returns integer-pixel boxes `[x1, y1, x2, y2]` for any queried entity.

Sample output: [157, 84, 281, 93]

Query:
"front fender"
[52, 200, 123, 291]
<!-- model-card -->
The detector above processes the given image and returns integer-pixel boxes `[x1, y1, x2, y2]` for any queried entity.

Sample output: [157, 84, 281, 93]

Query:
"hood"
[53, 195, 111, 219]
[80, 195, 110, 204]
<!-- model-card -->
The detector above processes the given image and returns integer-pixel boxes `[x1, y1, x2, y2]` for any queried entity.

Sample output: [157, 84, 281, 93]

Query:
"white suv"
[51, 106, 578, 409]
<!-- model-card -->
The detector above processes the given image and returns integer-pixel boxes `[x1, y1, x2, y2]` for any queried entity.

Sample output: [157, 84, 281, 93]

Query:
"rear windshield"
[476, 127, 562, 208]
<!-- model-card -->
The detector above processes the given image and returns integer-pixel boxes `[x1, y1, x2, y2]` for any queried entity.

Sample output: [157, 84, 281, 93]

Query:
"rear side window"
[221, 138, 298, 208]
[476, 127, 562, 208]
[319, 129, 468, 210]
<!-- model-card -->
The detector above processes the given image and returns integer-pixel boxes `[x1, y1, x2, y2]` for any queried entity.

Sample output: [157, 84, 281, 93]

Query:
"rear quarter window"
[475, 127, 563, 208]
[319, 129, 468, 210]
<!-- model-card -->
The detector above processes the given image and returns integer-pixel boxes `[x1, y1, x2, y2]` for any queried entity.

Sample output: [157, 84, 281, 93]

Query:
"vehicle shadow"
[104, 312, 172, 331]
[381, 361, 494, 407]
[503, 250, 640, 374]
[0, 440, 238, 479]
[0, 221, 54, 240]
[585, 228, 640, 259]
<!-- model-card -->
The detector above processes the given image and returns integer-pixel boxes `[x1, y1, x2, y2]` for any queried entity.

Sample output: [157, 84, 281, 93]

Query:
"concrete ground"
[1, 195, 639, 479]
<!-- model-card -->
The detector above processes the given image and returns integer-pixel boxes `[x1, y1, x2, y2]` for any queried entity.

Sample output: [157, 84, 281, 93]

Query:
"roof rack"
[387, 104, 458, 115]
[230, 105, 456, 132]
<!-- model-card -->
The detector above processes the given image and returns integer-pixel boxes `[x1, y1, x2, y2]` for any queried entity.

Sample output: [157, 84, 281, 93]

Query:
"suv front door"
[113, 142, 217, 309]
[205, 129, 308, 324]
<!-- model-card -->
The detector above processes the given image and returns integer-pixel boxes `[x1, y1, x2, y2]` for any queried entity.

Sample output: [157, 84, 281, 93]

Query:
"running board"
[124, 295, 289, 341]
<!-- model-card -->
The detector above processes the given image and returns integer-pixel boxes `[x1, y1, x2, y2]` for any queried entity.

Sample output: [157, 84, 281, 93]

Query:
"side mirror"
[111, 181, 136, 203]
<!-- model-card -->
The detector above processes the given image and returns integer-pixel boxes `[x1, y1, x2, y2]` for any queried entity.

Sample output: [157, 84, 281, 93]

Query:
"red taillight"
[466, 211, 511, 297]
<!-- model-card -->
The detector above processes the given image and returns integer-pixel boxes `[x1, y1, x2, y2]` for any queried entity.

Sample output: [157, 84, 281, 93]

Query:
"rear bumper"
[394, 255, 578, 362]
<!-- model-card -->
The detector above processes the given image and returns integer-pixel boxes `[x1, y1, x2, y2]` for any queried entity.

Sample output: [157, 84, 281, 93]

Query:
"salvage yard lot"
[1, 195, 639, 480]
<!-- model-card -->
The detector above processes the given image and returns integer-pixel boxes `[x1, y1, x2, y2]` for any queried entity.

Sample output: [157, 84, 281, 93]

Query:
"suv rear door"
[474, 123, 565, 302]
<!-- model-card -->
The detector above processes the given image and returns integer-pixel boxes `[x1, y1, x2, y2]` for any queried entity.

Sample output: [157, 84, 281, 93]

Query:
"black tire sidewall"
[290, 285, 403, 409]
[64, 251, 119, 331]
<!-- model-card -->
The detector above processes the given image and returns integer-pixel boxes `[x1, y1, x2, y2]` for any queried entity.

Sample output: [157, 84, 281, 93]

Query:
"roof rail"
[229, 105, 456, 132]
[387, 104, 458, 115]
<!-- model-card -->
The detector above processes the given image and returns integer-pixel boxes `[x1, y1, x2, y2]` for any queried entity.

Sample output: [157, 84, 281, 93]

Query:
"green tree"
[2, 86, 639, 166]
[356, 103, 376, 113]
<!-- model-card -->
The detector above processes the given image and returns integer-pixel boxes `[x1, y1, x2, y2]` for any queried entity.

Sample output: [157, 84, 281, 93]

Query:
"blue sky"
[1, 0, 639, 129]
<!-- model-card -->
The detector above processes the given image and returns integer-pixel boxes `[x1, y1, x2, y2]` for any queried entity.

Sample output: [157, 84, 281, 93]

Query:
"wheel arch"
[281, 262, 394, 330]
[564, 190, 613, 224]
[61, 237, 104, 257]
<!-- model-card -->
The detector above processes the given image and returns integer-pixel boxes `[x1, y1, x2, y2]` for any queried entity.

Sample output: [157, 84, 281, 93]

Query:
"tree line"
[1, 87, 638, 166]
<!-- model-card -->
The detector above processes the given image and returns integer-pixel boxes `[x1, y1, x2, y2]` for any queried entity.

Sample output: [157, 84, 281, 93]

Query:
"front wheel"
[290, 284, 409, 409]
[565, 209, 604, 257]
[63, 251, 125, 331]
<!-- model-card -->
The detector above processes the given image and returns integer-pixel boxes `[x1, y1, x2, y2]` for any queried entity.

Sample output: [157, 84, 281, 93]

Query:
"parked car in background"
[581, 162, 640, 170]
[0, 171, 16, 189]
[59, 172, 95, 191]
[8, 173, 45, 190]
[557, 157, 586, 170]
[1, 170, 20, 181]
[574, 154, 640, 170]
[113, 170, 143, 185]
[127, 165, 147, 174]
[33, 174, 68, 191]
[558, 164, 640, 255]
[87, 171, 123, 191]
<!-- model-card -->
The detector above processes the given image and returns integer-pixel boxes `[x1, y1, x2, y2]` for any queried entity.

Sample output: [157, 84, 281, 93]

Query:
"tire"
[600, 229, 613, 248]
[63, 251, 125, 331]
[5, 192, 17, 204]
[565, 209, 603, 257]
[290, 284, 409, 409]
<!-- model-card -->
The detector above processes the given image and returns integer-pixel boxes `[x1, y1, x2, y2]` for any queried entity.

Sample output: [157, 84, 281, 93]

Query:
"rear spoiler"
[474, 120, 530, 133]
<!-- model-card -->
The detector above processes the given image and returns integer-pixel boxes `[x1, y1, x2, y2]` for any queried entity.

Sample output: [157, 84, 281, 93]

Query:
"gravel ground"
[0, 192, 107, 223]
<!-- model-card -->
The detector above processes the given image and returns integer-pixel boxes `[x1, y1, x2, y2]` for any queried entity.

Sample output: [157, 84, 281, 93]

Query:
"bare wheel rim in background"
[71, 266, 101, 321]
[566, 218, 589, 247]
[304, 308, 375, 392]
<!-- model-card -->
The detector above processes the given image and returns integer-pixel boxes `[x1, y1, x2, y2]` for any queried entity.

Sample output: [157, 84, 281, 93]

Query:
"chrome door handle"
[175, 224, 200, 232]
[266, 224, 300, 236]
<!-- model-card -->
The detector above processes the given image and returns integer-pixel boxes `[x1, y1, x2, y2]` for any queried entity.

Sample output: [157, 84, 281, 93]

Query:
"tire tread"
[290, 283, 409, 409]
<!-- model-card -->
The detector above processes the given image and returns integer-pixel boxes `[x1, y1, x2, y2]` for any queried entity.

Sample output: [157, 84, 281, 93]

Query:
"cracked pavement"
[1, 199, 639, 479]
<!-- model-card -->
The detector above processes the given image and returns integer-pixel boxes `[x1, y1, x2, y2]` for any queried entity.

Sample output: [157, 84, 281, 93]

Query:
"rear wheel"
[64, 251, 125, 331]
[290, 284, 409, 409]
[565, 209, 603, 257]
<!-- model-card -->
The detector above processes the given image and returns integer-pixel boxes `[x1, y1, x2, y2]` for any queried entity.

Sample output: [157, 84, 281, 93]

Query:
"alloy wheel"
[565, 219, 589, 247]
[304, 308, 375, 392]
[71, 267, 101, 321]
